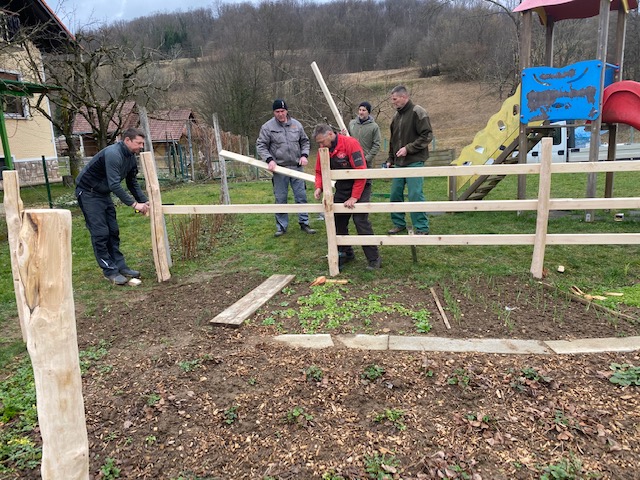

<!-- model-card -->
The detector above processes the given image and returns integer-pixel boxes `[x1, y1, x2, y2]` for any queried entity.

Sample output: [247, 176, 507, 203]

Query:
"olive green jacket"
[348, 115, 381, 168]
[388, 100, 433, 167]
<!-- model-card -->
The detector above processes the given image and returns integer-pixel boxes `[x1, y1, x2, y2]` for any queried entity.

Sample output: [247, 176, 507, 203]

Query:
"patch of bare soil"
[11, 272, 640, 480]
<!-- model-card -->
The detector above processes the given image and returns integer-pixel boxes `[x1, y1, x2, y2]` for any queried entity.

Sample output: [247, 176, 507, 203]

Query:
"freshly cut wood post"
[311, 61, 349, 135]
[212, 113, 231, 205]
[530, 137, 552, 279]
[319, 147, 340, 276]
[140, 151, 172, 282]
[2, 170, 27, 341]
[18, 209, 89, 480]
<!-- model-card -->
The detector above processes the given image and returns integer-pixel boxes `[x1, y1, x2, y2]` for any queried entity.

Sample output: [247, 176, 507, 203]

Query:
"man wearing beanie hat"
[257, 99, 316, 237]
[348, 101, 381, 169]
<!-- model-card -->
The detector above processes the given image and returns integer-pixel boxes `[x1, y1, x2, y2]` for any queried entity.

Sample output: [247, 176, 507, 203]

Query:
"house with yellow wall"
[0, 0, 73, 183]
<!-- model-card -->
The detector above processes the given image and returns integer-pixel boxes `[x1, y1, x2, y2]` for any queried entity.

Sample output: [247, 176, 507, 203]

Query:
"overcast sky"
[46, 0, 222, 31]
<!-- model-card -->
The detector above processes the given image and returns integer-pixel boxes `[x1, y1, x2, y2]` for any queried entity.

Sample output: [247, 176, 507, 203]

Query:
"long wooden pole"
[311, 61, 349, 135]
[19, 209, 89, 480]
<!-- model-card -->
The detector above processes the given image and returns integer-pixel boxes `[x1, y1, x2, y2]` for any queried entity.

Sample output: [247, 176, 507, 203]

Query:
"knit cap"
[272, 99, 288, 111]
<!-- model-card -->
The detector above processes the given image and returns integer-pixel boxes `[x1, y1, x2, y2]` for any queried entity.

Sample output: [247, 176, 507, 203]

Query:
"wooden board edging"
[210, 274, 295, 327]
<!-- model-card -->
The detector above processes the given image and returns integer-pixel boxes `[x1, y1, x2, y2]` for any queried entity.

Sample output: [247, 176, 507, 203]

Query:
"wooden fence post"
[18, 209, 89, 480]
[530, 137, 553, 279]
[139, 151, 172, 282]
[3, 170, 27, 341]
[212, 113, 231, 205]
[319, 148, 340, 276]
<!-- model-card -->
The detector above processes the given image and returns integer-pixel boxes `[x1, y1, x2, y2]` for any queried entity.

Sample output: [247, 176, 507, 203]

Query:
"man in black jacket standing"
[75, 128, 149, 285]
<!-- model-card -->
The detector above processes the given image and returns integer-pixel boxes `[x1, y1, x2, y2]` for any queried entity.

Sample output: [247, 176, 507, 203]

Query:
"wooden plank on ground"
[210, 274, 295, 327]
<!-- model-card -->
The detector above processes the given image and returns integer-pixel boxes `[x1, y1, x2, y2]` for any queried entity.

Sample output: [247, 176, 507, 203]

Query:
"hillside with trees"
[94, 0, 640, 137]
[19, 0, 640, 160]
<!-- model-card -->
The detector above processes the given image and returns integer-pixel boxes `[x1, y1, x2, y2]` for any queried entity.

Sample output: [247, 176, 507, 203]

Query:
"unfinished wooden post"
[212, 113, 231, 205]
[530, 138, 553, 279]
[319, 147, 340, 276]
[311, 61, 349, 135]
[18, 209, 89, 480]
[139, 151, 172, 281]
[2, 170, 27, 341]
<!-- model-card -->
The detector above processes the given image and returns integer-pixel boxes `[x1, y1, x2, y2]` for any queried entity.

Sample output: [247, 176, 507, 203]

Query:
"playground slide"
[602, 80, 640, 131]
[451, 85, 540, 192]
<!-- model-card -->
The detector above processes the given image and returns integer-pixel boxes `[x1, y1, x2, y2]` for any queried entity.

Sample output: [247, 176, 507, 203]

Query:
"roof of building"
[72, 101, 138, 135]
[147, 109, 195, 143]
[1, 0, 75, 50]
[513, 0, 638, 21]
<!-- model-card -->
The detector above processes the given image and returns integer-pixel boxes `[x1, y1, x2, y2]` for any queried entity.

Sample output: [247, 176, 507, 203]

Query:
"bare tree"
[21, 30, 169, 176]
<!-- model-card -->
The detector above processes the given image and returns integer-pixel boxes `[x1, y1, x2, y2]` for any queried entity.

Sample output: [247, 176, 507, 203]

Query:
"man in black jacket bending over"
[75, 128, 149, 285]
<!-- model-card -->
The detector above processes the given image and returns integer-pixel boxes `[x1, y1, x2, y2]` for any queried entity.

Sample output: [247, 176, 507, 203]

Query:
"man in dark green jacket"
[348, 101, 381, 168]
[386, 85, 433, 235]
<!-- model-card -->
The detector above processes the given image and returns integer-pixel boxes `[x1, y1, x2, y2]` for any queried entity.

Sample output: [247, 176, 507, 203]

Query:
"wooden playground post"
[319, 147, 340, 276]
[585, 0, 611, 222]
[139, 151, 172, 282]
[2, 170, 27, 341]
[530, 138, 553, 279]
[18, 209, 89, 480]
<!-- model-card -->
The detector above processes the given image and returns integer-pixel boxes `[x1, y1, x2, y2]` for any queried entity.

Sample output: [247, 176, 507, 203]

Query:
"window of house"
[0, 71, 28, 118]
[0, 10, 20, 43]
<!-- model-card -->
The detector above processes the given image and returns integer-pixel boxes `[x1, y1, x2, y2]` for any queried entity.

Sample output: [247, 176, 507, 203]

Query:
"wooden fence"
[141, 138, 640, 280]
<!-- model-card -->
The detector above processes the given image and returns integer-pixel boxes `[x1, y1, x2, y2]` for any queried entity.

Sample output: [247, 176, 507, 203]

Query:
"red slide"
[602, 80, 640, 130]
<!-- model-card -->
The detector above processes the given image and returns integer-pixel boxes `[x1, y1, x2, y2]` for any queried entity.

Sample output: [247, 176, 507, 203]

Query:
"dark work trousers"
[76, 188, 126, 277]
[334, 182, 379, 262]
[272, 166, 310, 232]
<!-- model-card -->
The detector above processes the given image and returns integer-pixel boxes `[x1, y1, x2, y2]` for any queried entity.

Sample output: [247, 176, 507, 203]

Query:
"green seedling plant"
[100, 457, 121, 479]
[305, 365, 323, 382]
[374, 408, 407, 431]
[609, 363, 640, 386]
[362, 364, 385, 381]
[364, 452, 400, 480]
[447, 368, 472, 388]
[521, 367, 552, 383]
[285, 406, 314, 426]
[464, 412, 494, 431]
[79, 339, 110, 374]
[539, 455, 583, 480]
[178, 359, 201, 372]
[223, 405, 239, 425]
[145, 435, 157, 446]
[322, 471, 346, 480]
[511, 367, 553, 392]
[146, 393, 161, 406]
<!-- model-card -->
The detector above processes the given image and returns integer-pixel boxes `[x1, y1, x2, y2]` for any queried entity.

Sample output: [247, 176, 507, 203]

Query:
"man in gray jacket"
[256, 99, 316, 237]
[348, 101, 381, 168]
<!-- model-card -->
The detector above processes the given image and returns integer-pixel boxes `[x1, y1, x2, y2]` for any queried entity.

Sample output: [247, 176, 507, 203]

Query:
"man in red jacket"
[313, 124, 381, 271]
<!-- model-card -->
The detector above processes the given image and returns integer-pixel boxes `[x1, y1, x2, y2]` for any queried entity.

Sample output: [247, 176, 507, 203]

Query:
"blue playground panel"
[521, 60, 618, 124]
